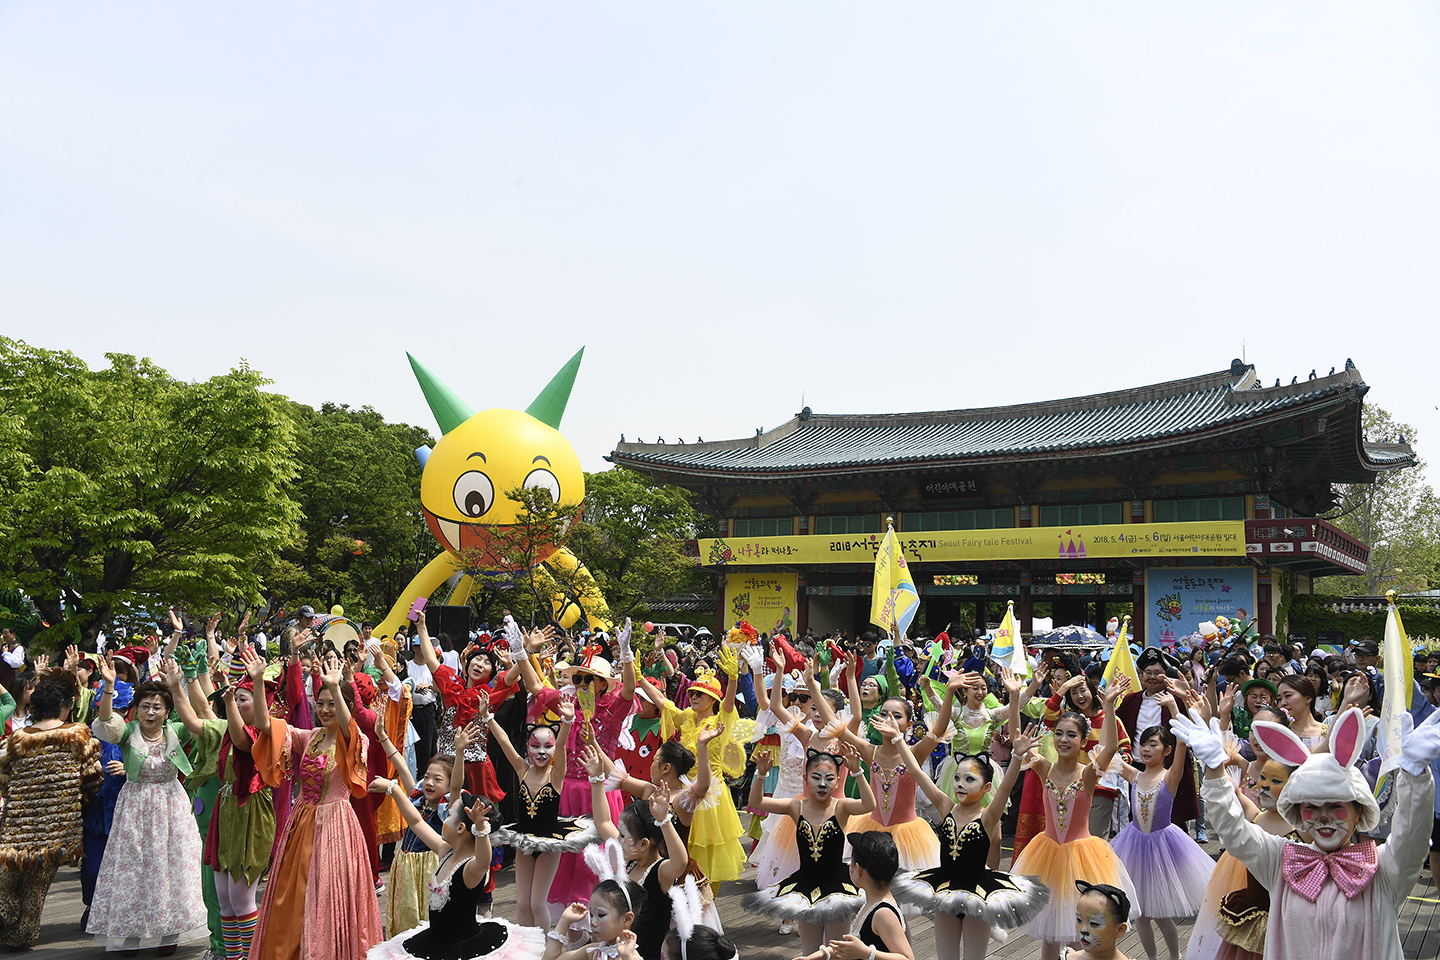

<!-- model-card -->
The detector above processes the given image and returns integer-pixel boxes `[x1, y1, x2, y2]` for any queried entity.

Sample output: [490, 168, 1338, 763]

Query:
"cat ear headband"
[582, 838, 633, 913]
[806, 747, 845, 770]
[524, 722, 562, 740]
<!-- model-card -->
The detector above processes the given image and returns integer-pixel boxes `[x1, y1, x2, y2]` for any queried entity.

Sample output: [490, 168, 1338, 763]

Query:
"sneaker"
[1196, 829, 1209, 843]
[779, 922, 795, 936]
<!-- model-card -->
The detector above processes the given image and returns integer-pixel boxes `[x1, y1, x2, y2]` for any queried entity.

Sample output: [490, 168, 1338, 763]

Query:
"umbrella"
[1029, 625, 1109, 649]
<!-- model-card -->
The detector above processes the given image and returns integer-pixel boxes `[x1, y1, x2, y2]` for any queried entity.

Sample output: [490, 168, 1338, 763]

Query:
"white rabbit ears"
[668, 876, 732, 960]
[669, 875, 704, 943]
[1251, 721, 1310, 768]
[1327, 707, 1366, 768]
[583, 837, 626, 884]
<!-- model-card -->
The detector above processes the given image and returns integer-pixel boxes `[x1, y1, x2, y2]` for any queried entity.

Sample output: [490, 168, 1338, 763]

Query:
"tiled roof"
[609, 363, 1414, 480]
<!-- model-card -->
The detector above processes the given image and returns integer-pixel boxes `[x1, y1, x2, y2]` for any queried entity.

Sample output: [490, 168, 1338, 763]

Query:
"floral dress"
[86, 725, 210, 951]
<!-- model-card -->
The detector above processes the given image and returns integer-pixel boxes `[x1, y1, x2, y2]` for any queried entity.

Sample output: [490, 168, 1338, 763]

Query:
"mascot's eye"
[453, 471, 494, 518]
[523, 468, 561, 505]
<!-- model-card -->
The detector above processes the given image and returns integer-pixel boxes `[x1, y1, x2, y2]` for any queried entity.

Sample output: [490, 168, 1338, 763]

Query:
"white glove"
[615, 618, 634, 665]
[1399, 710, 1440, 776]
[739, 643, 763, 676]
[1170, 708, 1229, 771]
[502, 615, 525, 660]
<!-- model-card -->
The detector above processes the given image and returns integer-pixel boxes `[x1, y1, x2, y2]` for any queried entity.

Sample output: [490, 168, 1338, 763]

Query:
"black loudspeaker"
[424, 604, 472, 644]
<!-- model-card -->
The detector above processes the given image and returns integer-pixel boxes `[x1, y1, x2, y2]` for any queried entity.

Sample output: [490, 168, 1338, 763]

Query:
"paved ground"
[36, 832, 1440, 959]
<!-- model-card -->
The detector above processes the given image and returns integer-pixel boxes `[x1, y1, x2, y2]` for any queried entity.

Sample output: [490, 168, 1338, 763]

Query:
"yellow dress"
[661, 700, 753, 884]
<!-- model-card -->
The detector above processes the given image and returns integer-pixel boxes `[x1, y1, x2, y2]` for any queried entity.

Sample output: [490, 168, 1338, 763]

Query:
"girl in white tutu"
[366, 779, 544, 960]
[1110, 686, 1216, 960]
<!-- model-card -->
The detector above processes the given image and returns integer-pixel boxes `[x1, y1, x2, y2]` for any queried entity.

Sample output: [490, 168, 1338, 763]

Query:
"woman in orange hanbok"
[246, 647, 383, 960]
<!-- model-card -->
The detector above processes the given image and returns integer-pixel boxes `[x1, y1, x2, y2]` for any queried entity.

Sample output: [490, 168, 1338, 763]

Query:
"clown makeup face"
[1053, 718, 1086, 758]
[421, 760, 449, 804]
[526, 726, 558, 767]
[617, 819, 649, 865]
[1074, 892, 1124, 953]
[233, 686, 257, 726]
[859, 677, 882, 708]
[1244, 687, 1272, 714]
[587, 890, 632, 944]
[953, 758, 990, 805]
[1256, 760, 1291, 811]
[807, 758, 840, 801]
[1300, 800, 1360, 851]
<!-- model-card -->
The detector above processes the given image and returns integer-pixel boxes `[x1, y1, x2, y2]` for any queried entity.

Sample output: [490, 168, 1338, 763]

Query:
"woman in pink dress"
[246, 647, 383, 960]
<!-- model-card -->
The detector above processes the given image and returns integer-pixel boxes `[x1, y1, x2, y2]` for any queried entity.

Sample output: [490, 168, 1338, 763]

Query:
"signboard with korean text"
[697, 521, 1245, 566]
[918, 475, 986, 500]
[723, 572, 798, 634]
[1144, 567, 1256, 649]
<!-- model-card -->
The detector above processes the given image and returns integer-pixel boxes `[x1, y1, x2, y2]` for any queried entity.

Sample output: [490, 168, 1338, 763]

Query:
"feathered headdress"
[668, 876, 734, 960]
[727, 621, 758, 645]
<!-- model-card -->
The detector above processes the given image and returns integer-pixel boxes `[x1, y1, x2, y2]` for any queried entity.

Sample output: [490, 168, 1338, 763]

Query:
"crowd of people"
[0, 608, 1439, 960]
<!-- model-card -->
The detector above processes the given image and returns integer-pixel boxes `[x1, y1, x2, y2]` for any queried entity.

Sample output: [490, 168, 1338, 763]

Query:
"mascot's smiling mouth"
[423, 508, 578, 571]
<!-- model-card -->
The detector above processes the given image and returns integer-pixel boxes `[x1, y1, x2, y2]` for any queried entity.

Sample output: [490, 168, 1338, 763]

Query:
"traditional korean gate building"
[609, 361, 1414, 644]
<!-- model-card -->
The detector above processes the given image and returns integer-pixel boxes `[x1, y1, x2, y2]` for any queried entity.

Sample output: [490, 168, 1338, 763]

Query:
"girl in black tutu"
[740, 742, 874, 958]
[367, 779, 545, 960]
[486, 694, 597, 929]
[883, 716, 1050, 960]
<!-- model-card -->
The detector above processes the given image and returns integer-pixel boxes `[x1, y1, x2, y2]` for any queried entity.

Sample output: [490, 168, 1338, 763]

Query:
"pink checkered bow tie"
[1280, 840, 1378, 901]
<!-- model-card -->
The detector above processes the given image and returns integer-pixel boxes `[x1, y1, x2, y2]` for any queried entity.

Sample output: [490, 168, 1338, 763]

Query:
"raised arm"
[649, 791, 690, 888]
[981, 732, 1034, 835]
[371, 775, 449, 854]
[1156, 691, 1189, 795]
[450, 721, 475, 801]
[1092, 675, 1130, 777]
[241, 645, 272, 736]
[482, 694, 527, 776]
[884, 717, 953, 818]
[319, 654, 353, 740]
[550, 698, 576, 789]
[583, 745, 619, 839]
[834, 742, 876, 819]
[376, 711, 418, 796]
[415, 615, 442, 673]
[687, 723, 719, 805]
[160, 659, 206, 738]
[95, 654, 117, 723]
[748, 751, 802, 816]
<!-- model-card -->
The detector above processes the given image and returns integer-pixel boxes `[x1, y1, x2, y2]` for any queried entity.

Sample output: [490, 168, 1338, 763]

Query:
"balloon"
[644, 621, 655, 633]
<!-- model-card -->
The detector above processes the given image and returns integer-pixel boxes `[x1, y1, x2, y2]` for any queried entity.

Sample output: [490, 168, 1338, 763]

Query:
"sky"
[2, 3, 1438, 472]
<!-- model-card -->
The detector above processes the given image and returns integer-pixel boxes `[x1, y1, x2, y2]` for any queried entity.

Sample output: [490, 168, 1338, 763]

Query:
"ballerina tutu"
[1110, 780, 1215, 918]
[369, 918, 546, 960]
[1185, 851, 1250, 960]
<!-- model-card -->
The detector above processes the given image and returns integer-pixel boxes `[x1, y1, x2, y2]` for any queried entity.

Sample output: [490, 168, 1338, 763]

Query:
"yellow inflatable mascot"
[375, 348, 611, 637]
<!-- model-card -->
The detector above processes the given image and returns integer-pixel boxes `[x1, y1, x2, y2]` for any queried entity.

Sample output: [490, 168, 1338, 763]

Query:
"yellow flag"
[1104, 616, 1140, 691]
[990, 600, 1030, 677]
[1379, 595, 1413, 775]
[870, 527, 919, 639]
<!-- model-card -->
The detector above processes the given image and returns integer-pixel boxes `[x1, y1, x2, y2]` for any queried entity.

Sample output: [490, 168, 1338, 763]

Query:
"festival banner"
[1144, 567, 1256, 648]
[697, 521, 1245, 566]
[723, 572, 798, 635]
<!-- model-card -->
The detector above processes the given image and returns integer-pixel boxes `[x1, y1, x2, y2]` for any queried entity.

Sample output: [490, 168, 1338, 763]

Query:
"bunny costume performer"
[1178, 706, 1440, 960]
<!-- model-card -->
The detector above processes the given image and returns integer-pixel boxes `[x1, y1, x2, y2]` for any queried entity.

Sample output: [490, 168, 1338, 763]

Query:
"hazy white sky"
[3, 4, 1437, 471]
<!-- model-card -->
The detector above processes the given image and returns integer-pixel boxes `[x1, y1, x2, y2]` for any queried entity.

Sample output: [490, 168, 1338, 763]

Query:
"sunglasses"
[790, 693, 812, 704]
[572, 673, 598, 686]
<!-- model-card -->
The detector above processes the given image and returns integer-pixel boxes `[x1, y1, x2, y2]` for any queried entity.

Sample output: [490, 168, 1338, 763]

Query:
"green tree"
[565, 467, 710, 620]
[274, 402, 433, 619]
[1317, 406, 1440, 595]
[0, 339, 301, 646]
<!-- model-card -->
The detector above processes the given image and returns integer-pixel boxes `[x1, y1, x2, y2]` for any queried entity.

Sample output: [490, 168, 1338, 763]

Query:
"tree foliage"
[0, 339, 301, 645]
[565, 467, 710, 620]
[1318, 405, 1440, 595]
[268, 402, 433, 619]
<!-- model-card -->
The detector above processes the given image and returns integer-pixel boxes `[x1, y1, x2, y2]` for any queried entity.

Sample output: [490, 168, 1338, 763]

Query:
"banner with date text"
[697, 521, 1245, 566]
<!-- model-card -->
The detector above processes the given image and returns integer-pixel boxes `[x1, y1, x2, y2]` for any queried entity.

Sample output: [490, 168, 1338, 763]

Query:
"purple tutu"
[1110, 780, 1216, 918]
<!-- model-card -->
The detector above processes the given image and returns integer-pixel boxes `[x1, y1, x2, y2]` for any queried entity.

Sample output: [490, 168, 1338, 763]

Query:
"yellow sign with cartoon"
[700, 521, 1245, 566]
[723, 572, 798, 634]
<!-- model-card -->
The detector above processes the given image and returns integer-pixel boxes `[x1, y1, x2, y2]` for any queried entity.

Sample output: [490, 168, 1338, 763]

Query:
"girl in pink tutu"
[1110, 686, 1216, 960]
